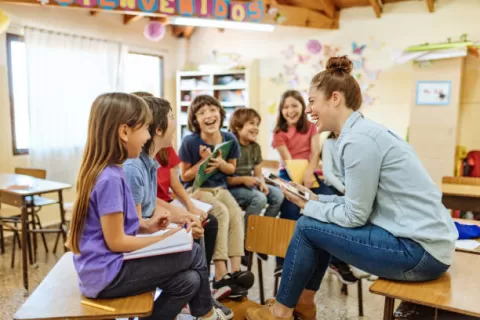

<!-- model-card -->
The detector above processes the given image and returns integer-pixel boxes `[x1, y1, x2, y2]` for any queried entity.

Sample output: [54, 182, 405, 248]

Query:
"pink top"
[272, 122, 318, 169]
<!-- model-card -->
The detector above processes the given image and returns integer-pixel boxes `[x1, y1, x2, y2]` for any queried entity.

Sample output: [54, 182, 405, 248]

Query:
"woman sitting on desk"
[246, 56, 458, 320]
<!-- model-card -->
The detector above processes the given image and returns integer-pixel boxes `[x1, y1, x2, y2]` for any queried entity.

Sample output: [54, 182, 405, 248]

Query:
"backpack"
[463, 151, 480, 177]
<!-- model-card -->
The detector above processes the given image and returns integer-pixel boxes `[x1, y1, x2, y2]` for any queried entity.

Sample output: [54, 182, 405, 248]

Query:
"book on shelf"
[123, 226, 193, 260]
[192, 140, 234, 192]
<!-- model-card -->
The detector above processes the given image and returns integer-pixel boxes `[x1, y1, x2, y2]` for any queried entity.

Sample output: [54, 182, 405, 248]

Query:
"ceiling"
[3, 0, 436, 38]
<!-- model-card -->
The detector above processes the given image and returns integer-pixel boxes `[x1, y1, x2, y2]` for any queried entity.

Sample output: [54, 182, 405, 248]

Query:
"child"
[227, 108, 284, 262]
[179, 94, 254, 298]
[67, 92, 226, 320]
[273, 90, 357, 285]
[322, 132, 345, 195]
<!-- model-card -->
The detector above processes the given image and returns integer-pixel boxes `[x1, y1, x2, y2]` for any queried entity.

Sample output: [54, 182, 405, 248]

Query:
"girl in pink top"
[272, 91, 356, 285]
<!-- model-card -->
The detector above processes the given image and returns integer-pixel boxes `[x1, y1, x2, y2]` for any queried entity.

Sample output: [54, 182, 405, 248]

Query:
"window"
[124, 52, 164, 97]
[7, 34, 30, 155]
[6, 41, 164, 155]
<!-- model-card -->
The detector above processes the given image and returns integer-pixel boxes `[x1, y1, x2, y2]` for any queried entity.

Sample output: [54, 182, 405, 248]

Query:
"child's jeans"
[98, 243, 212, 320]
[190, 187, 244, 261]
[229, 185, 284, 233]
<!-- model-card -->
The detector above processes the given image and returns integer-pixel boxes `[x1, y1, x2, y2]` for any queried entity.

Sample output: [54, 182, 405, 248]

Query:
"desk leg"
[58, 191, 67, 252]
[383, 297, 394, 320]
[21, 205, 29, 294]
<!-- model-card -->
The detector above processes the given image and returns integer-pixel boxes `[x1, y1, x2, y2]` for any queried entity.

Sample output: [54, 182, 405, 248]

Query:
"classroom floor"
[0, 233, 390, 320]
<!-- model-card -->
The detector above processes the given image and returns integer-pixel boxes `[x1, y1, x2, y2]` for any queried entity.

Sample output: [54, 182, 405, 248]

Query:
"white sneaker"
[195, 308, 227, 320]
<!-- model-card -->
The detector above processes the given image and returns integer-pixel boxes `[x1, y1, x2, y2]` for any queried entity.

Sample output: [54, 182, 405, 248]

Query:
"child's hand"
[206, 150, 226, 174]
[148, 207, 171, 232]
[189, 207, 208, 221]
[259, 182, 270, 195]
[302, 170, 315, 188]
[243, 176, 259, 188]
[188, 216, 205, 240]
[199, 145, 211, 160]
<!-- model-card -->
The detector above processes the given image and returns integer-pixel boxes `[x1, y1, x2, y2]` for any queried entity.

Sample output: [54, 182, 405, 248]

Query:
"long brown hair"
[311, 56, 362, 111]
[66, 93, 151, 254]
[274, 90, 309, 134]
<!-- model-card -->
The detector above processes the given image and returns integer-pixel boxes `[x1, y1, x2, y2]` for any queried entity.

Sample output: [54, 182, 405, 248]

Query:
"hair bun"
[326, 56, 353, 74]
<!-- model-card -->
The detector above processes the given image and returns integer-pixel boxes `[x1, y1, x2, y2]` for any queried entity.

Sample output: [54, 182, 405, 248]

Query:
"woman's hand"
[302, 169, 315, 188]
[291, 182, 317, 200]
[206, 150, 227, 174]
[280, 182, 316, 210]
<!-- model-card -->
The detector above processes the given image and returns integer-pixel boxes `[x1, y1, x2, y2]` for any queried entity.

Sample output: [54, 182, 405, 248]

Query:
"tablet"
[265, 173, 310, 201]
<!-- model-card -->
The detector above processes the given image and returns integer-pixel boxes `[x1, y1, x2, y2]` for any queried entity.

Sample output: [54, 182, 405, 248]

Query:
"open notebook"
[123, 226, 193, 260]
[170, 198, 213, 213]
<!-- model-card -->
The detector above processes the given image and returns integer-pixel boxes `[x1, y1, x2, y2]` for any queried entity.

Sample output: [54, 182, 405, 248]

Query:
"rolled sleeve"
[123, 165, 144, 206]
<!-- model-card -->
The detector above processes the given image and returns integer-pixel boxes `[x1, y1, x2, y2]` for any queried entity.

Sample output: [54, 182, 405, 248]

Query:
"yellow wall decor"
[0, 9, 10, 34]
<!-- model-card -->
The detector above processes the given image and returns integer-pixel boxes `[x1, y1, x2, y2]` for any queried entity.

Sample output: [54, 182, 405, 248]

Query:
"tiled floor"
[0, 233, 390, 320]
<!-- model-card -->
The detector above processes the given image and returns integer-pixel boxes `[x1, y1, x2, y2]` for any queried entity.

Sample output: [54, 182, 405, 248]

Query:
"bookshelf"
[175, 65, 258, 148]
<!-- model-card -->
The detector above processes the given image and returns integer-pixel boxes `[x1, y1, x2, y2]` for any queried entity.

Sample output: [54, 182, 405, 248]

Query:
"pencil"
[81, 299, 116, 312]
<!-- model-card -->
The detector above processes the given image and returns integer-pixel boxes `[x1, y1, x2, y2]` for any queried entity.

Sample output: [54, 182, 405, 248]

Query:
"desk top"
[370, 251, 480, 318]
[0, 174, 71, 197]
[14, 252, 154, 320]
[442, 177, 480, 198]
[454, 218, 480, 255]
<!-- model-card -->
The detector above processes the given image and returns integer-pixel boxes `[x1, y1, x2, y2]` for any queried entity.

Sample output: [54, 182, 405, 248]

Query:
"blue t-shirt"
[179, 131, 240, 189]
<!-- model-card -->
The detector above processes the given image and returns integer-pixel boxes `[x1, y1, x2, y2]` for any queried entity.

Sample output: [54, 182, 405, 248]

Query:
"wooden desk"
[454, 218, 480, 255]
[14, 252, 154, 320]
[0, 174, 71, 293]
[442, 177, 480, 212]
[370, 252, 480, 320]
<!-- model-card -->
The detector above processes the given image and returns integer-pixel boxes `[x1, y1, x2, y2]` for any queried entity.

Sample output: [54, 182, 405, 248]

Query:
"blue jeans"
[277, 169, 334, 265]
[229, 185, 284, 232]
[276, 216, 450, 308]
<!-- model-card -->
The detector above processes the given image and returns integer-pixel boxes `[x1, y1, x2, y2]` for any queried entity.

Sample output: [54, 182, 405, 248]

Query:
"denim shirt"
[304, 112, 458, 265]
[123, 152, 160, 218]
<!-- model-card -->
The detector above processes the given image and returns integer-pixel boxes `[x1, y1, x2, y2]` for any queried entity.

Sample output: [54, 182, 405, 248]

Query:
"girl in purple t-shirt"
[66, 93, 227, 320]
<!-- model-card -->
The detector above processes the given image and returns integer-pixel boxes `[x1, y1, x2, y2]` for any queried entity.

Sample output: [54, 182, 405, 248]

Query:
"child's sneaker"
[213, 274, 248, 299]
[231, 270, 255, 289]
[328, 262, 358, 285]
[195, 308, 228, 320]
[212, 296, 234, 319]
[212, 286, 231, 300]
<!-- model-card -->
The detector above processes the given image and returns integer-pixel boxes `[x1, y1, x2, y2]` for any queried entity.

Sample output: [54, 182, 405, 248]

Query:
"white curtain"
[24, 28, 124, 183]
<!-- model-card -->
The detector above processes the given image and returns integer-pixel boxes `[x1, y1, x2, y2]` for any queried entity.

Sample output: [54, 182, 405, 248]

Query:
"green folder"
[192, 140, 234, 192]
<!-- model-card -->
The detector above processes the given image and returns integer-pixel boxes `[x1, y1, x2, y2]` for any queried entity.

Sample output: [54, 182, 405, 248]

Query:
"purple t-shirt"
[73, 165, 139, 298]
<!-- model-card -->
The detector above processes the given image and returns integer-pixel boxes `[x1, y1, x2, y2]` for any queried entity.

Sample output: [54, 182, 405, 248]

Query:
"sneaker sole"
[235, 273, 255, 289]
[213, 286, 232, 300]
[328, 267, 357, 285]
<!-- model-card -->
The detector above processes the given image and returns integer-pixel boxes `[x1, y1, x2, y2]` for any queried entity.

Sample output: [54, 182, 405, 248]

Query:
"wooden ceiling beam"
[283, 0, 336, 18]
[262, 4, 338, 29]
[426, 0, 435, 12]
[183, 26, 196, 39]
[123, 14, 143, 25]
[368, 0, 382, 18]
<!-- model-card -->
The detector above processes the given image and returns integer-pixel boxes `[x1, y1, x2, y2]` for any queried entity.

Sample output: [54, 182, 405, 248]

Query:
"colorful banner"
[57, 0, 264, 21]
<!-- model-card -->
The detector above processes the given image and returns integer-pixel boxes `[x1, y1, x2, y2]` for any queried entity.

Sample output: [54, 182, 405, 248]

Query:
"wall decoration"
[323, 45, 339, 58]
[297, 54, 311, 64]
[415, 81, 451, 106]
[281, 45, 295, 60]
[369, 37, 386, 51]
[352, 41, 367, 55]
[307, 39, 322, 55]
[0, 9, 10, 34]
[144, 20, 166, 41]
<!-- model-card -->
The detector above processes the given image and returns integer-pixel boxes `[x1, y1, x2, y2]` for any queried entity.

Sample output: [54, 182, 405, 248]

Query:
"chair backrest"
[14, 252, 154, 320]
[14, 168, 47, 180]
[245, 215, 296, 258]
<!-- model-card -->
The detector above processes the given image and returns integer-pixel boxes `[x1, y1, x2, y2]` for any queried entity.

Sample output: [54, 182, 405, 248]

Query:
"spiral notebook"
[192, 140, 234, 192]
[123, 226, 193, 260]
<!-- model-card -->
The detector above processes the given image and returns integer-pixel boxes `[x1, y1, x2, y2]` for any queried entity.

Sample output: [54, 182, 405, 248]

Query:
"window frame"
[127, 51, 164, 98]
[6, 33, 29, 156]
